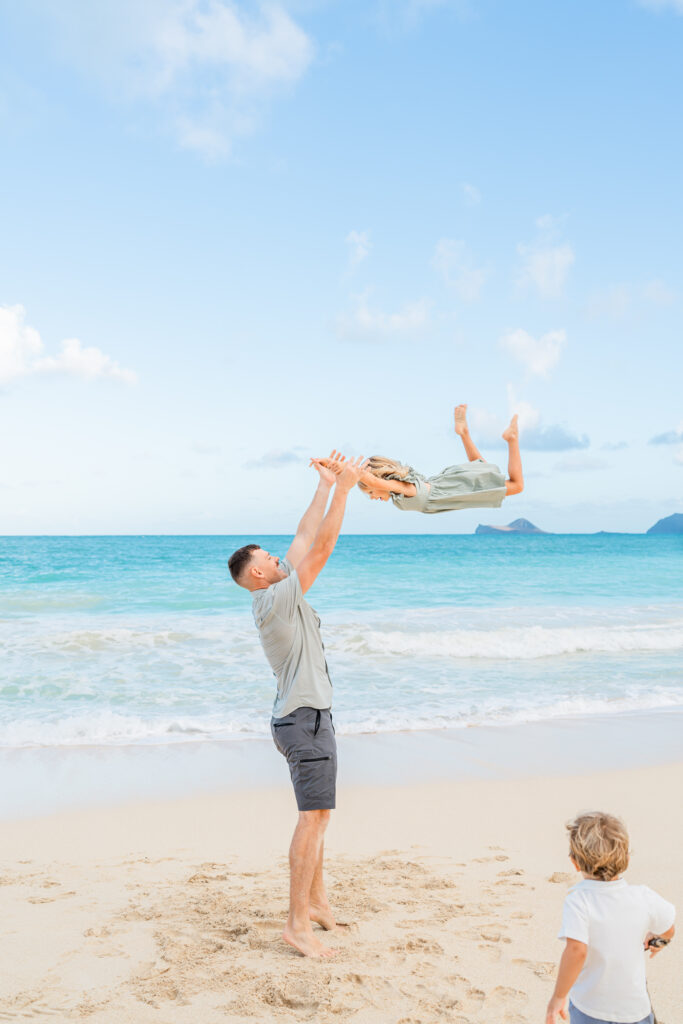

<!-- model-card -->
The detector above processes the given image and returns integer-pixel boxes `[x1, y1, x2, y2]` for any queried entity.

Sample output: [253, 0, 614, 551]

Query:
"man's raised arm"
[296, 457, 364, 594]
[285, 451, 345, 568]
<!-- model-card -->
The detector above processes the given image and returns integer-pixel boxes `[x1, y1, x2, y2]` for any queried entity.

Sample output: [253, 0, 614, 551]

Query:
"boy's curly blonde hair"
[566, 811, 630, 881]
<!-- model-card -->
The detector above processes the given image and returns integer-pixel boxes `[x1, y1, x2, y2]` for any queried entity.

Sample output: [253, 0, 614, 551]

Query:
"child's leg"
[454, 404, 483, 461]
[502, 414, 523, 496]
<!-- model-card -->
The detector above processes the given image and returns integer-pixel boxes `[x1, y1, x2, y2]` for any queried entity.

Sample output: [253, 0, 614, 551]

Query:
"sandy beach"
[1, 742, 681, 1023]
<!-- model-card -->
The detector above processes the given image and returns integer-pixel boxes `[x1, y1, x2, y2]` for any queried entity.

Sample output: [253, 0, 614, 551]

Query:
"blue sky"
[1, 0, 682, 535]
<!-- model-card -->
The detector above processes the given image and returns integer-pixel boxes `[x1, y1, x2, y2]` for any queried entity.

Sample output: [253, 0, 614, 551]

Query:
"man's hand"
[336, 455, 366, 492]
[310, 450, 346, 484]
[545, 995, 568, 1024]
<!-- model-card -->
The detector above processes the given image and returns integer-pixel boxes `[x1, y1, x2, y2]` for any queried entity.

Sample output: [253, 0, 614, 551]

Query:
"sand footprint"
[548, 871, 574, 884]
[513, 957, 557, 978]
[27, 891, 76, 905]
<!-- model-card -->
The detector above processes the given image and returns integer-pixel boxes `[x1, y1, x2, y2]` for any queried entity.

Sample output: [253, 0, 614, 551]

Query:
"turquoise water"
[1, 534, 682, 746]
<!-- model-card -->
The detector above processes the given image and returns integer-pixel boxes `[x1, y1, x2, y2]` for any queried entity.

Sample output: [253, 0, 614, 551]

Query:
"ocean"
[1, 534, 682, 749]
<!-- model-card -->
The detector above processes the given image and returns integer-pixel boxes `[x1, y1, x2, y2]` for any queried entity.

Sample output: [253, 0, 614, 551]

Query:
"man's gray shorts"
[270, 706, 337, 812]
[570, 1003, 654, 1024]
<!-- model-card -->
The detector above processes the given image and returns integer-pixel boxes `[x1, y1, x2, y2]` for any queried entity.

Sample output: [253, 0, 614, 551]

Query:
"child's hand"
[545, 995, 568, 1024]
[644, 932, 668, 957]
[310, 450, 346, 481]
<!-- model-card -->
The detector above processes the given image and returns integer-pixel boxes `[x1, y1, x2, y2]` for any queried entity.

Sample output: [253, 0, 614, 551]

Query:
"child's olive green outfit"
[389, 459, 506, 513]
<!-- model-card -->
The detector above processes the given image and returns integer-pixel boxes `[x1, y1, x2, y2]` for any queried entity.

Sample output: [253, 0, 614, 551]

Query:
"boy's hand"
[644, 932, 668, 958]
[545, 995, 568, 1024]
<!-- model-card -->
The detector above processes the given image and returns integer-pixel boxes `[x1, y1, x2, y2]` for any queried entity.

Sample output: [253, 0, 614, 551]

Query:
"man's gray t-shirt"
[252, 559, 333, 719]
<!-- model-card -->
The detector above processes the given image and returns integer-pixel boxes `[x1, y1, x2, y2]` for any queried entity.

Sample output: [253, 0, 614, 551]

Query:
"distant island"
[473, 514, 683, 536]
[647, 513, 683, 535]
[475, 518, 547, 535]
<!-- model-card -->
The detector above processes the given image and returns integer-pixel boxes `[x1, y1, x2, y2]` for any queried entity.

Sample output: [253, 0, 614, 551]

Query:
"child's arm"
[315, 456, 418, 497]
[359, 470, 417, 497]
[545, 939, 588, 1024]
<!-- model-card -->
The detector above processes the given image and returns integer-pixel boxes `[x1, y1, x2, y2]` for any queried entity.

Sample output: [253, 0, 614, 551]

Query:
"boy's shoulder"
[564, 877, 625, 905]
[565, 878, 664, 905]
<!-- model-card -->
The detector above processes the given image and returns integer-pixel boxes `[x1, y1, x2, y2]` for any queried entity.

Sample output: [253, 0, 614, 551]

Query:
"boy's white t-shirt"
[559, 877, 675, 1023]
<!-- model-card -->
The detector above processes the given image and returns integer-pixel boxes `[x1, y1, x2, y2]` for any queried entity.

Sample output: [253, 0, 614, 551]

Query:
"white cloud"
[516, 215, 574, 299]
[470, 393, 588, 452]
[587, 279, 676, 320]
[649, 424, 683, 445]
[585, 284, 631, 320]
[674, 446, 683, 465]
[468, 406, 505, 441]
[0, 304, 136, 387]
[346, 229, 371, 268]
[432, 239, 487, 301]
[245, 448, 303, 469]
[523, 425, 589, 451]
[461, 182, 481, 206]
[192, 442, 222, 456]
[500, 327, 566, 377]
[33, 338, 137, 384]
[337, 294, 430, 340]
[602, 441, 629, 451]
[29, 1, 314, 158]
[535, 214, 557, 232]
[378, 0, 473, 28]
[641, 279, 676, 305]
[0, 305, 43, 385]
[517, 242, 574, 299]
[506, 387, 587, 451]
[555, 454, 608, 472]
[638, 0, 683, 12]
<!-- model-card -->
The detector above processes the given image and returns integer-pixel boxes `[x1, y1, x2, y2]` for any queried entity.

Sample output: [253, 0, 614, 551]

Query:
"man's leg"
[308, 828, 338, 930]
[454, 404, 483, 461]
[283, 809, 336, 957]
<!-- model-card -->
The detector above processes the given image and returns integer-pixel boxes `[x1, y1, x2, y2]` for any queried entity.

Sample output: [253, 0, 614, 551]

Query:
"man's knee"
[299, 808, 331, 830]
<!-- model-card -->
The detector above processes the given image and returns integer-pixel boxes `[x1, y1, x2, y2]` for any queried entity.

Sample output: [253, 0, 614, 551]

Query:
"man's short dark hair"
[228, 543, 260, 583]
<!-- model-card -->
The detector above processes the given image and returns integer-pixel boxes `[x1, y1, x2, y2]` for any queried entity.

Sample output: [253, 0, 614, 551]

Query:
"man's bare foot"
[283, 924, 337, 958]
[502, 414, 519, 443]
[454, 404, 469, 436]
[310, 902, 352, 931]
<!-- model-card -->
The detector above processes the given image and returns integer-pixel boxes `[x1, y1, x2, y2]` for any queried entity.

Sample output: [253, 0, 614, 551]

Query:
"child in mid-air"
[319, 404, 523, 514]
[546, 811, 676, 1024]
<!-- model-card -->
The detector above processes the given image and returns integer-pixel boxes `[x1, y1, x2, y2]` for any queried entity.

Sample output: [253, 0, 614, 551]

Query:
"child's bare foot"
[454, 404, 469, 436]
[502, 414, 519, 443]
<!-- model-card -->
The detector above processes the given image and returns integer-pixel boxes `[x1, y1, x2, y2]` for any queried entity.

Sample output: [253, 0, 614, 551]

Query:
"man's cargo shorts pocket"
[271, 717, 296, 755]
[292, 753, 336, 810]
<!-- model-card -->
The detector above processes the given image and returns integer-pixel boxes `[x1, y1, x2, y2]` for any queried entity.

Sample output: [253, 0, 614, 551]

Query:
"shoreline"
[2, 706, 682, 822]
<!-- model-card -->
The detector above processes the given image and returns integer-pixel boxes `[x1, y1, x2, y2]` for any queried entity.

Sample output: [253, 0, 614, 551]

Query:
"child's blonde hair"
[566, 811, 630, 881]
[358, 455, 411, 495]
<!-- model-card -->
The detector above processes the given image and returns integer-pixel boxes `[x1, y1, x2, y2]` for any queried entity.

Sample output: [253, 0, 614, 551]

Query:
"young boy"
[546, 811, 675, 1024]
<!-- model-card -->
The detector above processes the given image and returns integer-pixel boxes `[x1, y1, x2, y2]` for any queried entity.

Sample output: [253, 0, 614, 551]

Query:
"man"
[228, 452, 364, 958]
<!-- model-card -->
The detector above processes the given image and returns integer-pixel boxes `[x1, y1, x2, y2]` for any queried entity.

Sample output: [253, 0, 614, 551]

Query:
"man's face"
[249, 548, 287, 586]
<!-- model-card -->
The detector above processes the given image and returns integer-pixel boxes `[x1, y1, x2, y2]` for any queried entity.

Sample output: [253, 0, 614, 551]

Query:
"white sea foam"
[3, 602, 683, 748]
[2, 688, 683, 748]
[6, 611, 683, 662]
[339, 622, 683, 659]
